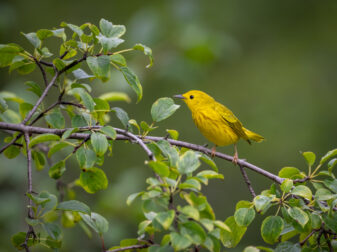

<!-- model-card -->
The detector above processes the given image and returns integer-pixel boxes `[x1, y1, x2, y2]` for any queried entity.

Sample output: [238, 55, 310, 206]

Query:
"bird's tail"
[243, 127, 264, 143]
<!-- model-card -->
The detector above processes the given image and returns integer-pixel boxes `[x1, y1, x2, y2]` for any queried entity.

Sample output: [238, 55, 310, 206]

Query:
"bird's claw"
[232, 153, 239, 165]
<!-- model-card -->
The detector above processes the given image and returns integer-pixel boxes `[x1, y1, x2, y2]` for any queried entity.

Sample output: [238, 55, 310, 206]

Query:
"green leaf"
[11, 232, 37, 249]
[80, 212, 109, 235]
[280, 179, 293, 193]
[45, 109, 65, 129]
[72, 68, 94, 80]
[0, 44, 22, 67]
[275, 241, 301, 252]
[199, 153, 218, 171]
[32, 150, 46, 170]
[76, 147, 96, 168]
[315, 188, 334, 201]
[133, 43, 153, 68]
[180, 221, 206, 245]
[235, 201, 253, 211]
[99, 19, 126, 38]
[151, 97, 180, 122]
[80, 167, 108, 193]
[99, 92, 131, 103]
[120, 66, 143, 103]
[155, 210, 175, 230]
[126, 192, 143, 206]
[214, 220, 231, 232]
[22, 32, 41, 48]
[278, 167, 303, 179]
[111, 107, 130, 129]
[52, 28, 66, 40]
[91, 132, 108, 156]
[323, 179, 337, 193]
[43, 222, 62, 240]
[220, 216, 247, 248]
[328, 158, 337, 175]
[170, 232, 192, 250]
[197, 170, 224, 180]
[4, 145, 20, 159]
[179, 205, 200, 221]
[311, 213, 322, 229]
[57, 200, 90, 215]
[63, 23, 83, 37]
[49, 161, 66, 179]
[291, 185, 312, 200]
[180, 178, 201, 191]
[71, 114, 88, 127]
[29, 134, 60, 148]
[25, 81, 42, 97]
[76, 88, 95, 112]
[287, 207, 309, 227]
[36, 29, 53, 40]
[148, 161, 170, 177]
[19, 102, 33, 119]
[87, 56, 110, 82]
[302, 151, 316, 166]
[62, 128, 78, 140]
[27, 192, 50, 205]
[97, 34, 124, 53]
[244, 246, 260, 252]
[48, 141, 72, 157]
[178, 150, 200, 174]
[320, 148, 337, 164]
[110, 54, 126, 66]
[0, 96, 8, 113]
[53, 58, 66, 71]
[100, 126, 117, 140]
[261, 216, 284, 244]
[234, 208, 255, 227]
[322, 212, 337, 233]
[39, 191, 58, 215]
[166, 129, 179, 140]
[156, 140, 179, 167]
[253, 195, 273, 213]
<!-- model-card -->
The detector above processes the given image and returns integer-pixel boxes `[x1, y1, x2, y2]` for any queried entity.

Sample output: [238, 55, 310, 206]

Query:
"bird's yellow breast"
[191, 108, 239, 146]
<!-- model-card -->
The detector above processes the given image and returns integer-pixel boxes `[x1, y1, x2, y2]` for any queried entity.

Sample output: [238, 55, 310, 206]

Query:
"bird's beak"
[173, 94, 186, 99]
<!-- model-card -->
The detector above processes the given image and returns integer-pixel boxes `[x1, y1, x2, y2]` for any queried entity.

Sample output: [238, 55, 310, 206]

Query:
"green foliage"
[0, 18, 336, 252]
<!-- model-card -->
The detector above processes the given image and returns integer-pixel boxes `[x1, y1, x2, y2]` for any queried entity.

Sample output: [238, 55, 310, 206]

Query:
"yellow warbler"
[174, 90, 264, 163]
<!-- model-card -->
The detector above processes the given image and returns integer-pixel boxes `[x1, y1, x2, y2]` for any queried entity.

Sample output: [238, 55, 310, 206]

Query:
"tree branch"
[238, 164, 256, 198]
[0, 122, 284, 184]
[21, 72, 59, 125]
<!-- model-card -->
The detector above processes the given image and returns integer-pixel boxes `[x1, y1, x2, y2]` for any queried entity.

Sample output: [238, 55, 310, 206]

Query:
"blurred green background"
[0, 0, 337, 251]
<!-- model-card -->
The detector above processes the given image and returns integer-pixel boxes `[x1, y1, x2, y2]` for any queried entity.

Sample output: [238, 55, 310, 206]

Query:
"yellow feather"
[176, 90, 264, 148]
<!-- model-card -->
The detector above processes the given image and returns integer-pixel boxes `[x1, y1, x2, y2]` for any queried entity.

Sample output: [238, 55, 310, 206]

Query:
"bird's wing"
[214, 103, 249, 140]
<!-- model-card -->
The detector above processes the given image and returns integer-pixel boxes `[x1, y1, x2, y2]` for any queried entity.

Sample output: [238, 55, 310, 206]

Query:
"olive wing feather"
[214, 103, 250, 141]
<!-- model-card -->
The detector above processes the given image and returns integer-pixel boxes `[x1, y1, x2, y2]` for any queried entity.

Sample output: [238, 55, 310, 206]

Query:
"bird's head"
[173, 90, 215, 111]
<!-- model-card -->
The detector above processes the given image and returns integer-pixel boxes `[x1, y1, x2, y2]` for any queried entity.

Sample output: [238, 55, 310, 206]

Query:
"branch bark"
[0, 122, 284, 184]
[238, 164, 256, 198]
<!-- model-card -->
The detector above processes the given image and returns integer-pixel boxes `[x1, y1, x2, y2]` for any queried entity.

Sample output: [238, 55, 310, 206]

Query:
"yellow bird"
[174, 90, 264, 163]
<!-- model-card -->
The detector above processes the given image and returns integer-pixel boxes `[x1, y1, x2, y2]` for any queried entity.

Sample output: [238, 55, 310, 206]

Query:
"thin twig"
[323, 231, 333, 252]
[238, 164, 256, 198]
[22, 132, 35, 251]
[107, 244, 150, 252]
[0, 122, 285, 184]
[22, 72, 59, 125]
[33, 58, 48, 86]
[300, 229, 317, 246]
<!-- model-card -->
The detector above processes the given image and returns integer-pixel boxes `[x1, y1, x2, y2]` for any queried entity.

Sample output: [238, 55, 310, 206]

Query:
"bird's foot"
[211, 146, 216, 158]
[232, 152, 239, 165]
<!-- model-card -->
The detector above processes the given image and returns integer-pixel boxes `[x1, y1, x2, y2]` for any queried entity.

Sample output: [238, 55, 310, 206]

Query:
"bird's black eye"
[190, 95, 194, 99]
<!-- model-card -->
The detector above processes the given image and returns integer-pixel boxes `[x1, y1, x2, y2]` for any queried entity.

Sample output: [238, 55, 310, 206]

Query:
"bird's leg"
[211, 145, 217, 158]
[233, 143, 239, 165]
